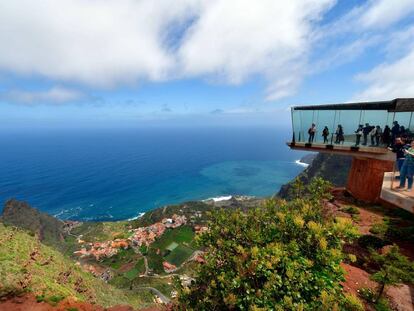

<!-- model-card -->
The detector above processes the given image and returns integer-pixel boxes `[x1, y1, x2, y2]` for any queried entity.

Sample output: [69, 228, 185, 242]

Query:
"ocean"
[0, 127, 307, 221]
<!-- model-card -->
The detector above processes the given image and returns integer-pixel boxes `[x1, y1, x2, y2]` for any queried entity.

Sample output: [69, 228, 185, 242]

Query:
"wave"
[295, 160, 309, 168]
[127, 212, 146, 221]
[202, 195, 233, 202]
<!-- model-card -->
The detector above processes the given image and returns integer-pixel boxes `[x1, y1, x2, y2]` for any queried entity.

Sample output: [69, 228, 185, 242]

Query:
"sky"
[0, 0, 414, 129]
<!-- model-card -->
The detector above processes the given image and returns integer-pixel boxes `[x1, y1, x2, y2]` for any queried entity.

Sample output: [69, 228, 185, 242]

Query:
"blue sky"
[1, 0, 414, 129]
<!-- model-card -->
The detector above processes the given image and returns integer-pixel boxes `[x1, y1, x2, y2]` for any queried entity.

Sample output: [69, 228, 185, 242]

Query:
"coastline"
[59, 158, 311, 223]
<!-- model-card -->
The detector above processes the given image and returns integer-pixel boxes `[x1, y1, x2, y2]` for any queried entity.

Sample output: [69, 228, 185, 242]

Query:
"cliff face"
[278, 153, 353, 199]
[1, 199, 65, 248]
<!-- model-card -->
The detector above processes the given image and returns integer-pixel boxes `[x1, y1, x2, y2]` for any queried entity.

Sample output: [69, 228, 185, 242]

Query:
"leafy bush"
[359, 287, 375, 303]
[342, 293, 364, 311]
[342, 206, 360, 215]
[358, 235, 389, 250]
[359, 288, 391, 311]
[369, 245, 414, 301]
[48, 295, 65, 306]
[370, 221, 389, 237]
[374, 298, 392, 311]
[175, 178, 358, 310]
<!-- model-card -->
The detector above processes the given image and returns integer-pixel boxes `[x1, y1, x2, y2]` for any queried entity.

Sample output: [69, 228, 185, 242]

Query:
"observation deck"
[288, 98, 414, 212]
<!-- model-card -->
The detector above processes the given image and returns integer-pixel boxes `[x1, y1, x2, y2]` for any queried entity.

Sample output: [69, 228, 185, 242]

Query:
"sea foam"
[295, 160, 310, 168]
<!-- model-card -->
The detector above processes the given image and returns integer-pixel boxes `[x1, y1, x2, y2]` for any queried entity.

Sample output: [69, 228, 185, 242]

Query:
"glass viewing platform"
[288, 98, 414, 160]
[290, 98, 414, 147]
[288, 98, 414, 213]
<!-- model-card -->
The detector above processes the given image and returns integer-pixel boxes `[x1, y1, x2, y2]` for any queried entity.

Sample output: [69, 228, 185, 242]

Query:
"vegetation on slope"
[1, 199, 65, 251]
[175, 178, 360, 310]
[278, 153, 352, 199]
[0, 223, 153, 308]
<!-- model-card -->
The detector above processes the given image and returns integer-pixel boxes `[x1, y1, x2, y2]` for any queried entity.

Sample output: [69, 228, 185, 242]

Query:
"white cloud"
[178, 0, 335, 100]
[1, 87, 83, 104]
[359, 0, 414, 29]
[0, 0, 200, 87]
[354, 49, 414, 101]
[0, 0, 335, 102]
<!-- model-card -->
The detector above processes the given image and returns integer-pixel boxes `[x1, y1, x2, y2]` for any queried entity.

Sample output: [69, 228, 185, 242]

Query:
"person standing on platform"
[389, 137, 409, 177]
[391, 121, 400, 145]
[335, 125, 344, 144]
[355, 125, 363, 146]
[383, 125, 391, 146]
[396, 140, 414, 192]
[362, 123, 372, 146]
[375, 125, 382, 146]
[322, 126, 329, 144]
[308, 123, 316, 143]
[370, 126, 377, 146]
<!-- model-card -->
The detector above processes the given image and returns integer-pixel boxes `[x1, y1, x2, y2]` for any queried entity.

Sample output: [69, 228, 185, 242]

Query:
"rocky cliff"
[278, 152, 353, 199]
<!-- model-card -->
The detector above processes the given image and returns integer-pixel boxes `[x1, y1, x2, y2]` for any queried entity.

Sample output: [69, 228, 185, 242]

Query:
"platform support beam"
[346, 157, 394, 203]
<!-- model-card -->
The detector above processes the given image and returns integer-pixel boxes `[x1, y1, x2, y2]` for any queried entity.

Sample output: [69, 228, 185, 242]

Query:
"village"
[73, 213, 207, 275]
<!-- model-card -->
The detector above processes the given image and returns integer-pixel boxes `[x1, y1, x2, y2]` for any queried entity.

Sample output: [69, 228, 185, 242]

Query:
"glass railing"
[291, 108, 414, 147]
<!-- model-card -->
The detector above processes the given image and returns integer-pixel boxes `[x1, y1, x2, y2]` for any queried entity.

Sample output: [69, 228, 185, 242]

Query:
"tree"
[175, 179, 359, 310]
[369, 245, 414, 301]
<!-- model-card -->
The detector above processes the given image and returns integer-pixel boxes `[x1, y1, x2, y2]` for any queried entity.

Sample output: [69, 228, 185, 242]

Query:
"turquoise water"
[0, 127, 306, 221]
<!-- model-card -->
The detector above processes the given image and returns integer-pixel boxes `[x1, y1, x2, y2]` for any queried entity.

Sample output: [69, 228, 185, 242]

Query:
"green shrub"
[343, 206, 360, 215]
[374, 298, 392, 311]
[175, 179, 358, 310]
[359, 287, 375, 303]
[36, 295, 46, 303]
[352, 214, 361, 222]
[370, 221, 389, 237]
[341, 293, 364, 311]
[47, 295, 65, 306]
[369, 245, 414, 301]
[358, 235, 389, 250]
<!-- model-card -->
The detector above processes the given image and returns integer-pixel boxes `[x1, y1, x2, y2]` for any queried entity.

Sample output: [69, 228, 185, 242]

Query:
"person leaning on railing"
[396, 140, 414, 192]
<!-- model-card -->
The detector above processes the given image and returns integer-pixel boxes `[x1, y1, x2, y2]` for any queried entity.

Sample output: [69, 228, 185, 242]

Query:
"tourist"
[391, 121, 400, 144]
[355, 125, 363, 146]
[389, 137, 409, 175]
[382, 125, 391, 146]
[322, 126, 329, 144]
[308, 123, 316, 143]
[400, 126, 408, 140]
[369, 126, 377, 146]
[362, 123, 373, 146]
[375, 125, 382, 146]
[335, 125, 344, 144]
[396, 140, 414, 192]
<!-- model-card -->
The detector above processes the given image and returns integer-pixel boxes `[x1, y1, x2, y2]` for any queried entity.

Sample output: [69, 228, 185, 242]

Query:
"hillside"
[0, 222, 153, 309]
[1, 199, 65, 251]
[278, 152, 352, 199]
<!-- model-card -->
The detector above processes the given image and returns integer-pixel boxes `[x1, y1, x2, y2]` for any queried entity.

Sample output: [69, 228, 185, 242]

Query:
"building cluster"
[73, 239, 129, 260]
[162, 261, 177, 273]
[129, 214, 187, 247]
[73, 214, 187, 261]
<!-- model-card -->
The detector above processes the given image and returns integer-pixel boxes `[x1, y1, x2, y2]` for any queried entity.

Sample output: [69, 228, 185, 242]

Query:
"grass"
[100, 248, 139, 270]
[165, 244, 194, 266]
[147, 249, 164, 274]
[123, 258, 146, 280]
[147, 226, 195, 273]
[70, 221, 130, 243]
[0, 223, 152, 308]
[151, 226, 194, 250]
